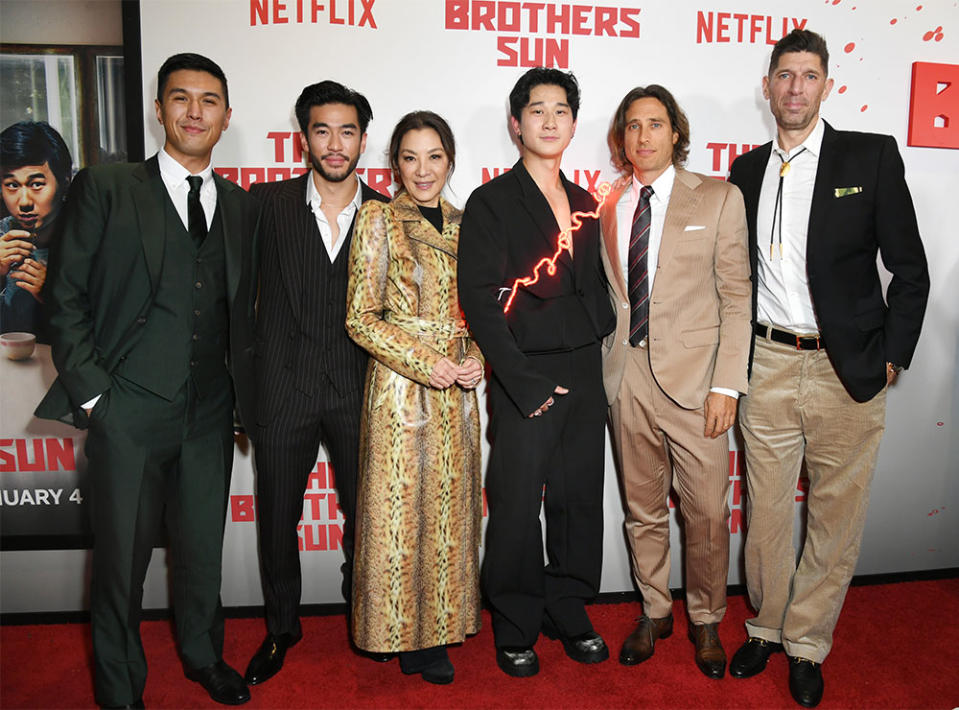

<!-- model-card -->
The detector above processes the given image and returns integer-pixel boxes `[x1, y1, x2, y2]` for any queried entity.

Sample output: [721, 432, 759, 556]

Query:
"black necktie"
[628, 185, 653, 346]
[186, 175, 207, 248]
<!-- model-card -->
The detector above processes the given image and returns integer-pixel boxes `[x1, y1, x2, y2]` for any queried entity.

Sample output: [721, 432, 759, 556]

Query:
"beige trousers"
[609, 344, 731, 623]
[739, 335, 886, 663]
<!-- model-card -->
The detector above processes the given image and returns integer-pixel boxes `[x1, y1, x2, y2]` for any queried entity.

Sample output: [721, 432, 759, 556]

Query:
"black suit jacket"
[729, 121, 929, 402]
[458, 160, 615, 416]
[35, 156, 259, 429]
[250, 173, 388, 427]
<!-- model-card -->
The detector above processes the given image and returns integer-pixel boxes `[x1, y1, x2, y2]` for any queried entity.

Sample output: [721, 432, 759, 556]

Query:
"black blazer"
[729, 121, 929, 403]
[250, 174, 388, 426]
[35, 156, 259, 429]
[458, 160, 615, 416]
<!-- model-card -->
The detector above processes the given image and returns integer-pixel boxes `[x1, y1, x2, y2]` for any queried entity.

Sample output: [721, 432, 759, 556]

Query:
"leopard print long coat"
[345, 192, 483, 652]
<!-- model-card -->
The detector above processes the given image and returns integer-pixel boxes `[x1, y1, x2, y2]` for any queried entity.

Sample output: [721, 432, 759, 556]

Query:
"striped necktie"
[628, 184, 653, 346]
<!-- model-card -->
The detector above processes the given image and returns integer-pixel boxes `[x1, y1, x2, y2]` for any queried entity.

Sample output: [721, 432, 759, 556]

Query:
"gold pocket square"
[834, 186, 862, 198]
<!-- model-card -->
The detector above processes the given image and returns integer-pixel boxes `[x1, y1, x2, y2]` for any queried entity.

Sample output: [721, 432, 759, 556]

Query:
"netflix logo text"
[481, 166, 608, 193]
[250, 0, 376, 27]
[696, 11, 807, 45]
[445, 1, 641, 68]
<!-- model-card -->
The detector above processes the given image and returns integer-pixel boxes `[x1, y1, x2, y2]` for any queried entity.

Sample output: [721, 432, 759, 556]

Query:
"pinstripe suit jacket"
[250, 173, 388, 428]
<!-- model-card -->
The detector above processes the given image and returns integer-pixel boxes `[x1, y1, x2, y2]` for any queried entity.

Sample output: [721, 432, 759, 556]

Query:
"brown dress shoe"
[688, 622, 726, 679]
[619, 614, 673, 665]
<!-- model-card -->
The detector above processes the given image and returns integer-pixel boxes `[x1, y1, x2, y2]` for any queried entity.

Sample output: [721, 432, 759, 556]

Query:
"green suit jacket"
[35, 155, 258, 429]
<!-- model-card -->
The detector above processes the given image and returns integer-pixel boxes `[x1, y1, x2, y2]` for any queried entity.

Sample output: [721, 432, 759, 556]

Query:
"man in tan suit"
[600, 85, 751, 679]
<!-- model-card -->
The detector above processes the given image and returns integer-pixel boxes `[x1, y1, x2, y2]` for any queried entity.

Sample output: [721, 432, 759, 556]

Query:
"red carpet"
[2, 579, 958, 709]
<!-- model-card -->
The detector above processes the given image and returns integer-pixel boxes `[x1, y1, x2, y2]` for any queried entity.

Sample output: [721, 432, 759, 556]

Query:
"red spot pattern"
[923, 26, 944, 41]
[860, 105, 869, 112]
[838, 85, 848, 94]
[890, 18, 898, 25]
[844, 42, 856, 52]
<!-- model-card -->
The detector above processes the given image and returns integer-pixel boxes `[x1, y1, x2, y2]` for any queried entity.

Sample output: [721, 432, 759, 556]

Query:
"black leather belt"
[754, 323, 823, 351]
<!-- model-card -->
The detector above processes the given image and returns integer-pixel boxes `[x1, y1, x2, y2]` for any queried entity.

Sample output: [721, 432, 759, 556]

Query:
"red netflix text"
[696, 12, 807, 45]
[250, 0, 376, 27]
[481, 166, 606, 194]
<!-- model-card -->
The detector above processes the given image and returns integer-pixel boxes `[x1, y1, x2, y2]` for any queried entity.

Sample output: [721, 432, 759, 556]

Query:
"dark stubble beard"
[310, 150, 360, 184]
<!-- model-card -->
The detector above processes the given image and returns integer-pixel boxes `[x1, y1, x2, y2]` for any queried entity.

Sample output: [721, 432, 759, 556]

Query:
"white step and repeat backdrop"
[2, 0, 956, 612]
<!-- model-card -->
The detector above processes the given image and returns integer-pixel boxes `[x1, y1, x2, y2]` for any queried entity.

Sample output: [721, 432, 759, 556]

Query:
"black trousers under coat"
[481, 343, 607, 648]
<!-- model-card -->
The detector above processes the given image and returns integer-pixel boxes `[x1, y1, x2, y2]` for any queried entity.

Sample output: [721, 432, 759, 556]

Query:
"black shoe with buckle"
[789, 657, 824, 708]
[244, 632, 301, 685]
[729, 637, 783, 678]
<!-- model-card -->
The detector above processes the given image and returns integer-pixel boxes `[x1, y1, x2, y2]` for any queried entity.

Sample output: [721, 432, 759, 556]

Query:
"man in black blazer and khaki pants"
[727, 30, 929, 708]
[244, 81, 388, 685]
[36, 54, 257, 707]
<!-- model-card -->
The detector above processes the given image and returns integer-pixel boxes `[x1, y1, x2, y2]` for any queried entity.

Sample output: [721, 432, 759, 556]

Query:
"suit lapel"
[600, 181, 629, 302]
[657, 169, 704, 271]
[392, 193, 460, 258]
[512, 161, 574, 274]
[131, 157, 165, 295]
[214, 173, 243, 305]
[806, 121, 839, 262]
[278, 174, 313, 324]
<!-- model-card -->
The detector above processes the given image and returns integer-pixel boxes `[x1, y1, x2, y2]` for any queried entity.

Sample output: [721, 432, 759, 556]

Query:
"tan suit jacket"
[600, 168, 752, 409]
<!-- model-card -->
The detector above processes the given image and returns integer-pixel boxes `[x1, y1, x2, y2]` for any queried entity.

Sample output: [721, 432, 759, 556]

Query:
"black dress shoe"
[185, 660, 251, 705]
[364, 651, 395, 663]
[496, 647, 539, 677]
[789, 657, 824, 708]
[416, 657, 455, 685]
[100, 700, 145, 709]
[729, 637, 784, 678]
[541, 621, 609, 665]
[399, 646, 454, 684]
[244, 632, 301, 685]
[560, 631, 610, 664]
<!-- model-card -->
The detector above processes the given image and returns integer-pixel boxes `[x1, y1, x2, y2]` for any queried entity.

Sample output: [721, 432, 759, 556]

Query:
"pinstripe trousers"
[609, 342, 731, 624]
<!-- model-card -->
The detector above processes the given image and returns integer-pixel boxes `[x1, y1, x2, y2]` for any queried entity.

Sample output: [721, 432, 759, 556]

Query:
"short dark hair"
[295, 81, 373, 135]
[769, 29, 830, 77]
[0, 121, 74, 202]
[156, 53, 229, 107]
[509, 67, 581, 121]
[387, 110, 456, 187]
[607, 85, 690, 175]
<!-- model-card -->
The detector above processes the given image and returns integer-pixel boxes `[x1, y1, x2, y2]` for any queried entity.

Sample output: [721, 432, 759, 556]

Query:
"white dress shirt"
[754, 116, 825, 333]
[84, 148, 217, 411]
[157, 147, 217, 230]
[615, 165, 739, 399]
[306, 173, 362, 263]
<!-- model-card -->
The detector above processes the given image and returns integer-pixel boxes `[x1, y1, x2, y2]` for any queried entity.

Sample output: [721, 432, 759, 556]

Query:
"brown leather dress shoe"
[619, 614, 673, 665]
[688, 622, 726, 679]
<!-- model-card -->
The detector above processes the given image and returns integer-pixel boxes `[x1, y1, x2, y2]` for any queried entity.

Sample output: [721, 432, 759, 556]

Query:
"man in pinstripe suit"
[245, 81, 388, 685]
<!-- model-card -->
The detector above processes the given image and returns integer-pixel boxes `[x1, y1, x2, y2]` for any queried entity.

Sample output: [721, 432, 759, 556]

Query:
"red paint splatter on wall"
[861, 105, 868, 112]
[923, 26, 945, 41]
[838, 85, 848, 94]
[844, 42, 856, 52]
[832, 0, 841, 4]
[916, 5, 923, 10]
[890, 18, 898, 25]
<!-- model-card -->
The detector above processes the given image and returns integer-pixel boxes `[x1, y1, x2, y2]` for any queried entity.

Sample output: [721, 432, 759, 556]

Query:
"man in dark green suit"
[35, 54, 257, 708]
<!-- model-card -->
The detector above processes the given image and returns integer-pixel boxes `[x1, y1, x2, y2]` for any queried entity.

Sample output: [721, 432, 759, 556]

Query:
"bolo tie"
[768, 146, 806, 259]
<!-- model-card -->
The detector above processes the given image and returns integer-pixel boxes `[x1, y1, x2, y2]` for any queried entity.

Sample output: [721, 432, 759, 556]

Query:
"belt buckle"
[795, 334, 820, 351]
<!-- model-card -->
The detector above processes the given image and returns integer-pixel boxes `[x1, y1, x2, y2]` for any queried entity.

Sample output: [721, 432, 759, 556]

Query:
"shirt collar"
[306, 172, 362, 212]
[158, 147, 213, 187]
[773, 115, 825, 161]
[631, 163, 675, 204]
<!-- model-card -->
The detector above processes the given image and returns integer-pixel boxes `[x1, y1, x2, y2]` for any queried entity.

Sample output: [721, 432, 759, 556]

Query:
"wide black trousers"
[86, 375, 234, 707]
[481, 343, 607, 648]
[253, 381, 362, 637]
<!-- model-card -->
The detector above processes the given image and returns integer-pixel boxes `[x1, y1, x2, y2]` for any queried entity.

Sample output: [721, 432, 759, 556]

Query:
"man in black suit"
[727, 30, 929, 708]
[244, 81, 388, 685]
[36, 54, 257, 707]
[458, 67, 615, 678]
